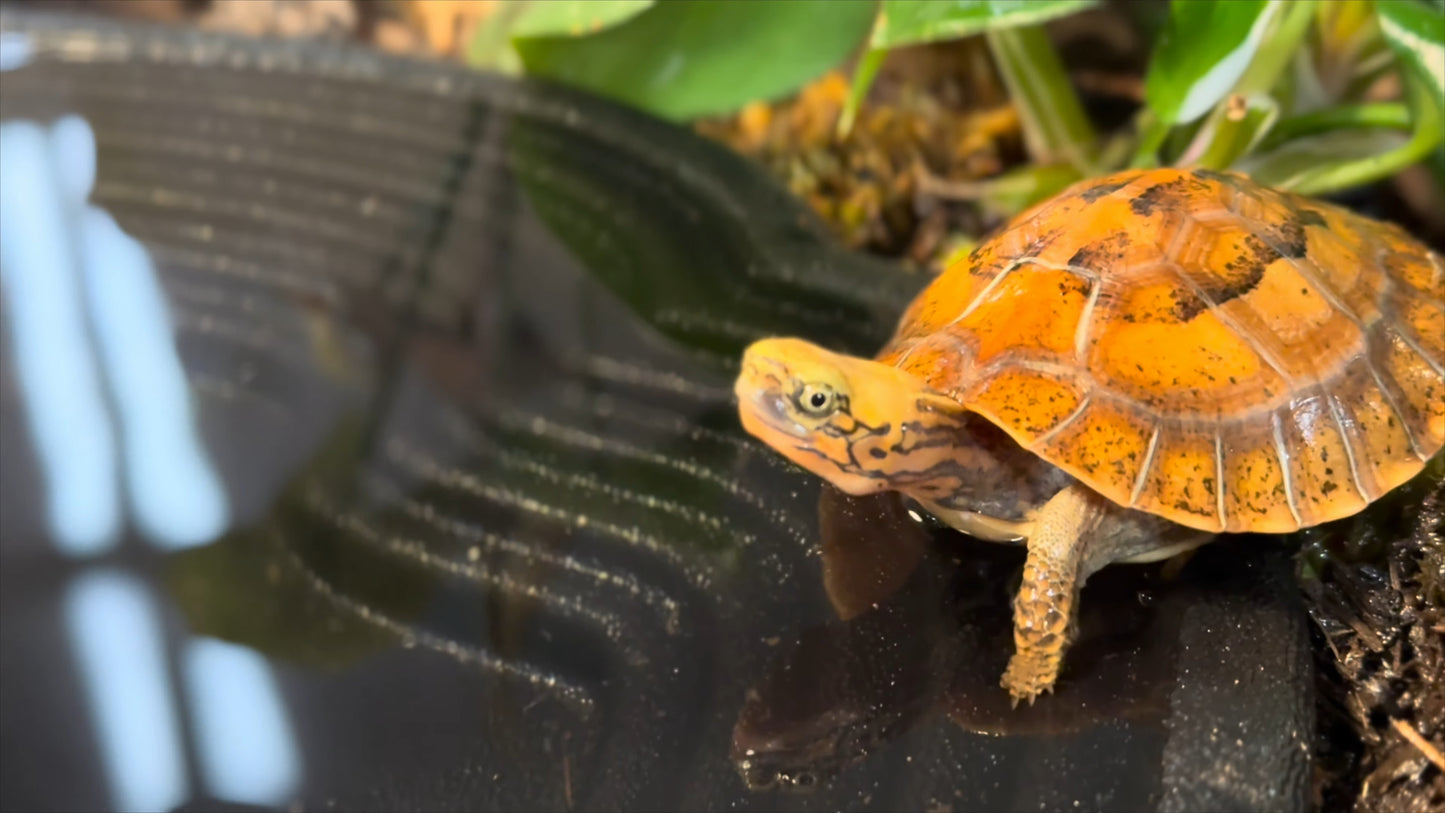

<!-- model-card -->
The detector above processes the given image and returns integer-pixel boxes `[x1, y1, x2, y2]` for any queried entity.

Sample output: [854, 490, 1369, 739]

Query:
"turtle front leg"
[1000, 485, 1106, 704]
[1001, 484, 1210, 704]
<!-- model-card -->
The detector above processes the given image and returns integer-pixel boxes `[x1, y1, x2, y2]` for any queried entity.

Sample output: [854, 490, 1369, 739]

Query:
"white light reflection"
[5, 112, 303, 809]
[0, 31, 33, 72]
[0, 120, 120, 554]
[55, 117, 229, 549]
[184, 638, 301, 806]
[64, 570, 190, 813]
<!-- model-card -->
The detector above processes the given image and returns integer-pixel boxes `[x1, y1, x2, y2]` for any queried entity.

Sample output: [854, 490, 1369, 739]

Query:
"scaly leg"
[1000, 483, 1207, 704]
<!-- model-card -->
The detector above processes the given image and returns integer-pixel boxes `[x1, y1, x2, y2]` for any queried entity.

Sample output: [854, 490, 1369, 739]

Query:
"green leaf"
[468, 0, 654, 71]
[986, 26, 1097, 172]
[868, 0, 1097, 48]
[1238, 128, 1413, 190]
[1376, 0, 1445, 111]
[1144, 0, 1278, 125]
[839, 46, 887, 136]
[1264, 70, 1444, 196]
[1261, 102, 1414, 149]
[508, 0, 654, 39]
[514, 0, 876, 122]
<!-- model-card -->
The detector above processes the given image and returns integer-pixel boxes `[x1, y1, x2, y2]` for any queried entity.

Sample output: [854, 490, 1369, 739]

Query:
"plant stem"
[1262, 102, 1413, 148]
[985, 25, 1096, 175]
[1291, 78, 1444, 196]
[1234, 0, 1319, 95]
[1129, 109, 1170, 168]
[838, 47, 887, 138]
[1192, 96, 1279, 170]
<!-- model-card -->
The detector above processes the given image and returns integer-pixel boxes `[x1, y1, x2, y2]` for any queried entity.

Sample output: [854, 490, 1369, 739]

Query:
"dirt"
[1302, 462, 1445, 812]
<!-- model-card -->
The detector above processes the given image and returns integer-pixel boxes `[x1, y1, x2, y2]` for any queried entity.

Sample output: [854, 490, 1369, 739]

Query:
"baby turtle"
[735, 167, 1445, 704]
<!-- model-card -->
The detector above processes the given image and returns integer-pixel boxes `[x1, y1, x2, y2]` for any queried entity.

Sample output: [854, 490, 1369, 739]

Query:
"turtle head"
[735, 337, 958, 496]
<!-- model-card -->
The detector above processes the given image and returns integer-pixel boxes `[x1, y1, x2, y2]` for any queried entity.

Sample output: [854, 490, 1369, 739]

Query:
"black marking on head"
[1130, 175, 1212, 217]
[1173, 233, 1275, 320]
[1066, 231, 1130, 271]
[890, 419, 958, 455]
[1297, 208, 1327, 228]
[1079, 179, 1130, 203]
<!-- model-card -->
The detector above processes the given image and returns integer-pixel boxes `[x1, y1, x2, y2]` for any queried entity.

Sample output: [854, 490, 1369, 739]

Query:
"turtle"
[734, 167, 1445, 704]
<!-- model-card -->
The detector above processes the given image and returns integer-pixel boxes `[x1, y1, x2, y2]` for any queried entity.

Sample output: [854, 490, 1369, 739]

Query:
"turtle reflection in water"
[735, 168, 1445, 703]
[731, 486, 1178, 791]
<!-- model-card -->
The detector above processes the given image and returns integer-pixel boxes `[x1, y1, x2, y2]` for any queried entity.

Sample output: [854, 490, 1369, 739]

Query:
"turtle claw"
[1002, 651, 1060, 705]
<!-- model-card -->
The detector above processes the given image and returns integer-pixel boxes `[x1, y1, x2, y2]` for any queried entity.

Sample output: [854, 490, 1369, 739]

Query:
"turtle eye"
[798, 384, 837, 416]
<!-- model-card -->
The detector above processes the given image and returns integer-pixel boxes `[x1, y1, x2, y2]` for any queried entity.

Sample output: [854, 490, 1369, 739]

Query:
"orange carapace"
[735, 167, 1444, 703]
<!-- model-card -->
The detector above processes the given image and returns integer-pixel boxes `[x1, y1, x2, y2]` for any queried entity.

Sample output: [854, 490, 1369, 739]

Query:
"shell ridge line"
[1428, 250, 1444, 291]
[1009, 257, 1102, 283]
[974, 342, 1330, 431]
[1324, 387, 1374, 503]
[1214, 428, 1227, 531]
[1251, 219, 1367, 330]
[1162, 214, 1298, 391]
[1161, 252, 1300, 395]
[1074, 276, 1102, 364]
[977, 354, 1081, 381]
[1032, 394, 1092, 449]
[1365, 354, 1428, 462]
[1391, 323, 1445, 379]
[947, 260, 1018, 327]
[1129, 423, 1161, 507]
[1272, 410, 1305, 528]
[891, 336, 923, 372]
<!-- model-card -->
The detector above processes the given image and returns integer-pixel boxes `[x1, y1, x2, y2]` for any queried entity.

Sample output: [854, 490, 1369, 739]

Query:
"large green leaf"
[1376, 0, 1445, 113]
[470, 1, 655, 72]
[868, 0, 1096, 48]
[514, 0, 875, 122]
[508, 0, 654, 38]
[1144, 0, 1278, 125]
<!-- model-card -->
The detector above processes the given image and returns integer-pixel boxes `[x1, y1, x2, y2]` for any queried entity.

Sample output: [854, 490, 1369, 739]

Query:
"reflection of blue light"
[0, 121, 120, 554]
[1, 114, 229, 552]
[76, 209, 231, 549]
[55, 114, 230, 550]
[0, 32, 32, 72]
[184, 638, 301, 806]
[64, 571, 189, 813]
[51, 115, 97, 198]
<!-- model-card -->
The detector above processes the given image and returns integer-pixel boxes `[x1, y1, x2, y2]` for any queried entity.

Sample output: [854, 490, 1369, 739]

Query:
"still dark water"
[0, 11, 1313, 811]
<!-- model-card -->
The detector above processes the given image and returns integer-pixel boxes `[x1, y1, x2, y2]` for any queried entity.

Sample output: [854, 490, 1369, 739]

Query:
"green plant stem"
[1291, 79, 1444, 196]
[1234, 0, 1318, 95]
[1262, 102, 1414, 149]
[1129, 109, 1170, 168]
[839, 47, 887, 138]
[985, 25, 1096, 174]
[1193, 97, 1279, 170]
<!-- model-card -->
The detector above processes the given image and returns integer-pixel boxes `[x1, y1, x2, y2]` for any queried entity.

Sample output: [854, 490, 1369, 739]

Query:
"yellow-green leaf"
[869, 0, 1097, 48]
